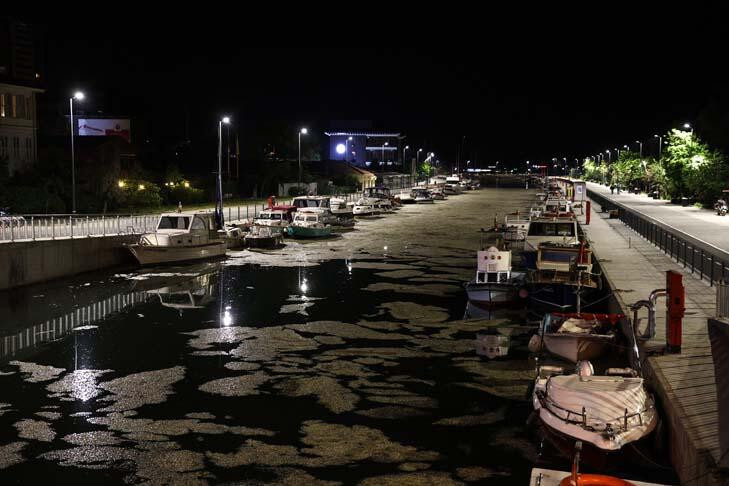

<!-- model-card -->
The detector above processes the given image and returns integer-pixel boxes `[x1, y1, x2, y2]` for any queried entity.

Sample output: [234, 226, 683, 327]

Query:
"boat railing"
[542, 386, 654, 433]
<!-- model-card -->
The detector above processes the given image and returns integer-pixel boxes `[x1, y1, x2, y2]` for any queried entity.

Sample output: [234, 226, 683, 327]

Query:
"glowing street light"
[654, 134, 662, 158]
[69, 91, 85, 213]
[216, 116, 231, 228]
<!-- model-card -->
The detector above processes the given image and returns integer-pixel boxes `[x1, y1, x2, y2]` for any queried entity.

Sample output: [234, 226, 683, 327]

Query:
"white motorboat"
[245, 224, 284, 248]
[255, 209, 293, 227]
[285, 213, 333, 238]
[292, 196, 340, 224]
[532, 363, 658, 451]
[532, 312, 621, 363]
[412, 188, 434, 203]
[126, 212, 227, 266]
[465, 246, 523, 304]
[394, 190, 415, 204]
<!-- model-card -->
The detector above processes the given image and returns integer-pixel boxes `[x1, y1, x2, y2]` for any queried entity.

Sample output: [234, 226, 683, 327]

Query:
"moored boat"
[465, 246, 524, 304]
[126, 212, 227, 266]
[532, 362, 658, 452]
[285, 213, 332, 238]
[533, 312, 622, 363]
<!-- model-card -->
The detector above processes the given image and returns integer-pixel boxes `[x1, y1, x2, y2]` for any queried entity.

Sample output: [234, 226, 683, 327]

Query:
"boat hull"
[285, 226, 332, 238]
[541, 334, 613, 363]
[245, 235, 282, 249]
[127, 241, 227, 266]
[465, 281, 518, 304]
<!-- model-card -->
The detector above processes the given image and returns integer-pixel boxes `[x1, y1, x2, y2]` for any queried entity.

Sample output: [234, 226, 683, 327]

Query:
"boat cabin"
[536, 242, 593, 274]
[149, 212, 217, 246]
[293, 213, 323, 224]
[475, 246, 512, 283]
[363, 186, 392, 199]
[256, 209, 293, 225]
[292, 196, 331, 210]
[525, 217, 580, 250]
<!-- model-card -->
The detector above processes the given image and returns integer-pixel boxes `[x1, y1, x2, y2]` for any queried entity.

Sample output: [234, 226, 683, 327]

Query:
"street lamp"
[344, 136, 353, 162]
[605, 150, 611, 163]
[69, 91, 84, 213]
[654, 134, 662, 158]
[402, 145, 409, 167]
[635, 140, 643, 160]
[298, 128, 308, 190]
[381, 141, 389, 166]
[683, 122, 692, 132]
[216, 116, 231, 228]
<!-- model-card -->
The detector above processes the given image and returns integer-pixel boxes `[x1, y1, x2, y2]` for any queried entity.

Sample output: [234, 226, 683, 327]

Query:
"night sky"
[36, 20, 724, 170]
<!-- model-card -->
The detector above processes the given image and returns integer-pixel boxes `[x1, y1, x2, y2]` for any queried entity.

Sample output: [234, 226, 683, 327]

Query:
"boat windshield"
[528, 222, 575, 237]
[258, 213, 281, 220]
[306, 215, 317, 222]
[295, 199, 328, 209]
[158, 216, 190, 230]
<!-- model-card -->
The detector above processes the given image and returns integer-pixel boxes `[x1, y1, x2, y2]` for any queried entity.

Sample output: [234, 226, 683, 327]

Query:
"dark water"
[0, 257, 545, 485]
[0, 190, 678, 485]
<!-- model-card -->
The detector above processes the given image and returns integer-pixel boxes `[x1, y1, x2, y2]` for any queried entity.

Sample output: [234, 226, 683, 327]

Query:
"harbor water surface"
[0, 187, 672, 485]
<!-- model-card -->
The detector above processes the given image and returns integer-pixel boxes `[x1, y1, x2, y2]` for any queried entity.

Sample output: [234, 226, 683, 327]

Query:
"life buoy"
[559, 474, 636, 486]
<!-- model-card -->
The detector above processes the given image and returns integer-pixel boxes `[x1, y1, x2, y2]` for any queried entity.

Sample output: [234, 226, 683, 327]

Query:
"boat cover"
[545, 375, 653, 431]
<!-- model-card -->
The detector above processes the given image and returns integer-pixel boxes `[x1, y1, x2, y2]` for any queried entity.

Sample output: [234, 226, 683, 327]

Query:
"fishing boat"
[465, 246, 524, 304]
[522, 216, 581, 268]
[530, 467, 669, 485]
[532, 361, 658, 452]
[429, 186, 447, 200]
[394, 190, 415, 204]
[526, 241, 600, 311]
[412, 188, 434, 203]
[330, 198, 356, 225]
[126, 212, 227, 266]
[245, 225, 284, 248]
[291, 196, 340, 224]
[532, 312, 622, 363]
[285, 213, 332, 238]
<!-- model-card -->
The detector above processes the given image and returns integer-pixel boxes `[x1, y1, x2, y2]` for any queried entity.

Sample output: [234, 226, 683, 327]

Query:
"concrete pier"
[584, 188, 725, 485]
[0, 235, 136, 290]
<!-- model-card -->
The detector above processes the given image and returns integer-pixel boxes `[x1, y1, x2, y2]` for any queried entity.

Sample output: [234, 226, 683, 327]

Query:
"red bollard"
[666, 270, 685, 353]
[585, 201, 591, 225]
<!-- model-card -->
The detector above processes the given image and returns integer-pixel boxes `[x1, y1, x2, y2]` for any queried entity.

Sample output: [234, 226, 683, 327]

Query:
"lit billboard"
[77, 118, 131, 142]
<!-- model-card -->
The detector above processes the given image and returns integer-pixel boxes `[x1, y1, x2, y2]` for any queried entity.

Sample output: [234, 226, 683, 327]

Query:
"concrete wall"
[0, 235, 136, 290]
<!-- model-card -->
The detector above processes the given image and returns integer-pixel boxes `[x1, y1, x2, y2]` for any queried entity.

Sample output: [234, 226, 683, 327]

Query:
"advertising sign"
[78, 118, 131, 142]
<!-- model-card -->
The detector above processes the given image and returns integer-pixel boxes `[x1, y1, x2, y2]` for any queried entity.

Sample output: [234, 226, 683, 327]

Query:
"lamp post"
[69, 91, 84, 213]
[402, 145, 409, 167]
[216, 116, 231, 228]
[683, 122, 693, 133]
[298, 128, 308, 191]
[654, 134, 662, 158]
[382, 141, 389, 166]
[635, 140, 643, 160]
[606, 150, 611, 164]
[344, 136, 352, 162]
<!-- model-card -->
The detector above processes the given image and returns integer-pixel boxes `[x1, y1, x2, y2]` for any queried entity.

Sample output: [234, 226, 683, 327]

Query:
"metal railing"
[588, 189, 729, 287]
[0, 182, 423, 244]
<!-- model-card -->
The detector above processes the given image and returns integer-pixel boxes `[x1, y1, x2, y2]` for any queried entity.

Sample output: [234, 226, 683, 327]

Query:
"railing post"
[117, 215, 120, 234]
[87, 216, 90, 237]
[70, 216, 73, 238]
[51, 216, 55, 240]
[102, 215, 106, 236]
[700, 249, 704, 280]
[711, 255, 715, 287]
[31, 216, 35, 241]
[10, 219, 14, 242]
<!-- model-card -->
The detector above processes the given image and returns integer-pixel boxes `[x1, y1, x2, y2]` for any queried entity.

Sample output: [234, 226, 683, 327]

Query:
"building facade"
[0, 17, 43, 175]
[324, 131, 405, 170]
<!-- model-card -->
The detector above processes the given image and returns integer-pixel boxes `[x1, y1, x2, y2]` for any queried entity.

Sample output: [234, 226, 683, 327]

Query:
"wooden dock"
[582, 195, 726, 485]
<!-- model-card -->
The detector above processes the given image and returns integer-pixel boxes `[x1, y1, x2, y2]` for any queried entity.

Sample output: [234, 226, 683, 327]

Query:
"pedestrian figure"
[610, 185, 615, 195]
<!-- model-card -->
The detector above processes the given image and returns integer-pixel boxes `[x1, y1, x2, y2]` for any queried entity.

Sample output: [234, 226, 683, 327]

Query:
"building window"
[15, 95, 25, 119]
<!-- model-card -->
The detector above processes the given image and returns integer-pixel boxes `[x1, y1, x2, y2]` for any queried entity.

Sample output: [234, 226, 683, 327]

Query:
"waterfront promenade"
[583, 188, 724, 485]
